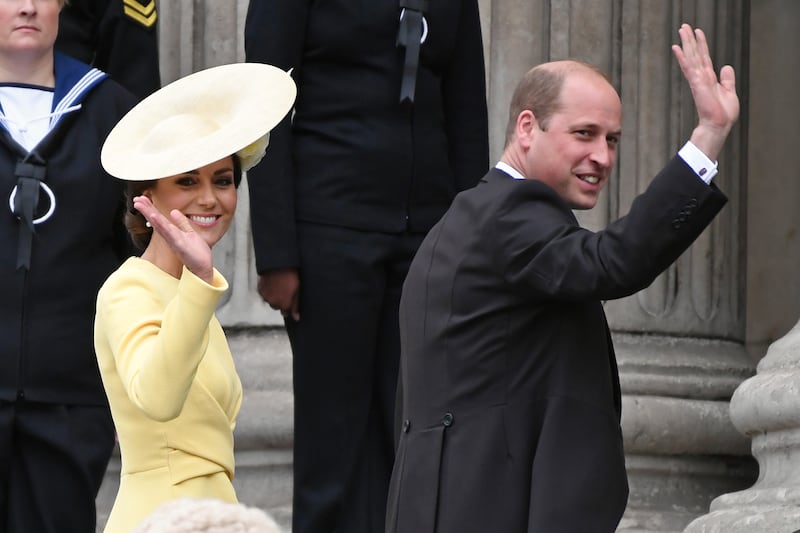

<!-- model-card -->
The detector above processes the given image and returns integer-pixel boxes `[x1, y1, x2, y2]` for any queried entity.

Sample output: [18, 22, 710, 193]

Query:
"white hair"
[131, 498, 283, 533]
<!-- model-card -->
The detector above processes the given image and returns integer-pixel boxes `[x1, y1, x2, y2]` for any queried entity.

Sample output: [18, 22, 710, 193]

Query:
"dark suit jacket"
[386, 157, 728, 533]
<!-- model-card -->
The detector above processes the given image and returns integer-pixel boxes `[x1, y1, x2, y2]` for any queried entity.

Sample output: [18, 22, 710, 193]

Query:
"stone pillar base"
[614, 334, 757, 532]
[684, 320, 800, 533]
[619, 454, 756, 532]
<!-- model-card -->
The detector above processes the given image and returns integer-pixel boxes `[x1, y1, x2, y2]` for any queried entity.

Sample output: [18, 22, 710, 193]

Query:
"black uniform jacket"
[57, 0, 160, 100]
[0, 53, 137, 405]
[387, 157, 728, 533]
[244, 0, 489, 272]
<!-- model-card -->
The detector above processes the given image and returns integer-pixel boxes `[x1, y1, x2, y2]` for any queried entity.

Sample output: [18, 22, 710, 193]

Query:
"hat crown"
[140, 114, 220, 155]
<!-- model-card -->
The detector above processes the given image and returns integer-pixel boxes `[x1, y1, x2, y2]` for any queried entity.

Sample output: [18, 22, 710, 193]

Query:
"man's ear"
[516, 109, 537, 149]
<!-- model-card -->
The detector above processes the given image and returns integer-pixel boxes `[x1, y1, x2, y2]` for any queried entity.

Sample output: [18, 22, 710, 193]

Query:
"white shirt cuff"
[678, 141, 718, 184]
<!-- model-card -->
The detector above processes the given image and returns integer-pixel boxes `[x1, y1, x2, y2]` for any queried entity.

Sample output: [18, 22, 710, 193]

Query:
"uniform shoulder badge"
[123, 0, 157, 28]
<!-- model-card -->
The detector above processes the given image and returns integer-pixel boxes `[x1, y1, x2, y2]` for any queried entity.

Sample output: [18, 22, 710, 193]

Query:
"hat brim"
[101, 63, 296, 181]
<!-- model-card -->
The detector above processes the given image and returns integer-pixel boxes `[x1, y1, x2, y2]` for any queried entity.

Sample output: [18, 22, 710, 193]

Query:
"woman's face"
[0, 0, 61, 57]
[145, 156, 238, 249]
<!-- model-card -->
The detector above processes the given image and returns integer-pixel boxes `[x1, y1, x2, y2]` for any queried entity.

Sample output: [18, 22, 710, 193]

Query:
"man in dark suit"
[386, 24, 739, 533]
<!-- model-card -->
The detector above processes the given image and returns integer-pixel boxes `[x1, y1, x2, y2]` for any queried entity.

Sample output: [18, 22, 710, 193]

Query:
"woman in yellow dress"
[94, 63, 295, 533]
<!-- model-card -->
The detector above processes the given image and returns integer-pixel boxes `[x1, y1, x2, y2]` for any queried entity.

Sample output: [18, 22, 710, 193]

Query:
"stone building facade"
[95, 1, 800, 531]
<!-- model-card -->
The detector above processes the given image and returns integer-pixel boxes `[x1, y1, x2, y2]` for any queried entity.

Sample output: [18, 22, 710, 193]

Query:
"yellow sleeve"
[97, 266, 228, 421]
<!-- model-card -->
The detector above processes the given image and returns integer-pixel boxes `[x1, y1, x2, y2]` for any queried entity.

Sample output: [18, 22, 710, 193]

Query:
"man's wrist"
[688, 123, 730, 162]
[678, 141, 718, 184]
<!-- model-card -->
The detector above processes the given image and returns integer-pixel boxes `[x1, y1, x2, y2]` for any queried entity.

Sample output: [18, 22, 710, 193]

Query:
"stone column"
[610, 2, 757, 530]
[483, 1, 756, 531]
[683, 1, 800, 531]
[683, 322, 800, 532]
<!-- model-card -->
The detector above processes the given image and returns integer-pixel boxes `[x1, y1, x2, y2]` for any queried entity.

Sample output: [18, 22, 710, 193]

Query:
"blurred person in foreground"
[132, 497, 281, 533]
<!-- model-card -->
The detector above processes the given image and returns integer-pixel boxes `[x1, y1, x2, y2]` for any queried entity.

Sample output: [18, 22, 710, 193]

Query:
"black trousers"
[0, 400, 115, 533]
[287, 223, 424, 533]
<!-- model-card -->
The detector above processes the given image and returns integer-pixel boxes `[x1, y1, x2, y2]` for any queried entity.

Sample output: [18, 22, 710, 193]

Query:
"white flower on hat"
[236, 132, 270, 172]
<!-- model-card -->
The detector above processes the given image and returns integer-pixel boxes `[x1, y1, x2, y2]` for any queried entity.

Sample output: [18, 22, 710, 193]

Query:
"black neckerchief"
[11, 156, 49, 270]
[396, 0, 429, 103]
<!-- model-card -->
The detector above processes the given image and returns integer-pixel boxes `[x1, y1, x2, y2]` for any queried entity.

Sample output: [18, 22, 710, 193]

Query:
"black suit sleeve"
[492, 157, 728, 301]
[441, 0, 489, 192]
[244, 0, 310, 273]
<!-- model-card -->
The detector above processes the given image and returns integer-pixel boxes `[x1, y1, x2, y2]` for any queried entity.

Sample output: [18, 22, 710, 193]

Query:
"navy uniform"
[57, 0, 160, 100]
[0, 53, 137, 532]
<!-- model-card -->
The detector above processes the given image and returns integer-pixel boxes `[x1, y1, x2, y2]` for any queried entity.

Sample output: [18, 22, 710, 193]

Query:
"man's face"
[525, 72, 622, 210]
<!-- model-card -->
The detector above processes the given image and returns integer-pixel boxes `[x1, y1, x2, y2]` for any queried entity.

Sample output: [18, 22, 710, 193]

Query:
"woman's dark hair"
[124, 155, 242, 251]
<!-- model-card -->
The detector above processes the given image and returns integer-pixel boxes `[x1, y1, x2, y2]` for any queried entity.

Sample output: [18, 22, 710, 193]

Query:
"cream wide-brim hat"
[101, 62, 296, 181]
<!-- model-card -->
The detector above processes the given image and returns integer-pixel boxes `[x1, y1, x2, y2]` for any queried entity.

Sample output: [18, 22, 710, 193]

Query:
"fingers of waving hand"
[672, 24, 739, 132]
[133, 196, 214, 282]
[132, 195, 166, 232]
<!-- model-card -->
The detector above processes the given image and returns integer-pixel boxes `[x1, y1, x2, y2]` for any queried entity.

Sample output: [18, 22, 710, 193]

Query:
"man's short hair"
[504, 60, 612, 147]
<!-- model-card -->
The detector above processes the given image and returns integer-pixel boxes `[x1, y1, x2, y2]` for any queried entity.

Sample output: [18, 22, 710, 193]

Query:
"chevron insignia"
[123, 0, 157, 28]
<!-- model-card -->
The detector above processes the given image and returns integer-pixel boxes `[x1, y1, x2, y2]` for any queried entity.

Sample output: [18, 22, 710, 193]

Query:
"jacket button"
[402, 419, 411, 433]
[441, 412, 454, 427]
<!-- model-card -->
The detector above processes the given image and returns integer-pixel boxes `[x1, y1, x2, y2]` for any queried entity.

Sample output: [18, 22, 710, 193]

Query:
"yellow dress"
[94, 257, 243, 532]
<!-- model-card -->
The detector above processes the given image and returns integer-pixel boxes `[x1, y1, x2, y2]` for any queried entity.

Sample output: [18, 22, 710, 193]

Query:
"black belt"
[396, 0, 429, 103]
